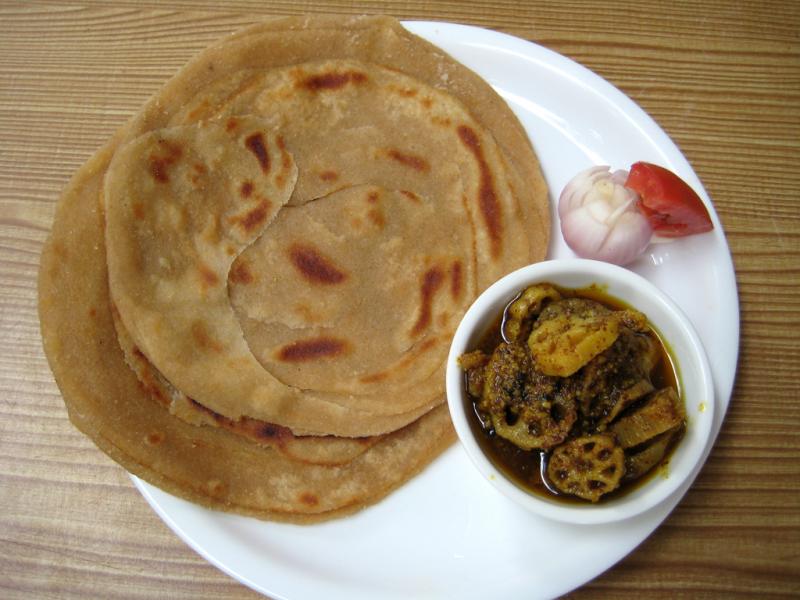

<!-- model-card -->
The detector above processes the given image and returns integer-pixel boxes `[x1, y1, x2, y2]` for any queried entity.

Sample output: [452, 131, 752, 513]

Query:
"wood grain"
[1, 1, 798, 598]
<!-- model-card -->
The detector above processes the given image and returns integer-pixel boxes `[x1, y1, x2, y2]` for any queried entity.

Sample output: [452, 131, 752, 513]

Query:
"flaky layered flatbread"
[39, 15, 550, 521]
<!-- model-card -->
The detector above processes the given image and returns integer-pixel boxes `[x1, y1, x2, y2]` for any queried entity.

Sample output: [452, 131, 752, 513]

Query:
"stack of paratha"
[38, 15, 550, 522]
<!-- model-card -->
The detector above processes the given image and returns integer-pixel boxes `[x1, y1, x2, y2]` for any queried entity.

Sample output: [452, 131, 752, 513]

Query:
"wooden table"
[2, 1, 798, 597]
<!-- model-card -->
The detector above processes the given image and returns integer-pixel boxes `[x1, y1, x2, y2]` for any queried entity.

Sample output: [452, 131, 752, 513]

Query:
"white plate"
[133, 21, 739, 599]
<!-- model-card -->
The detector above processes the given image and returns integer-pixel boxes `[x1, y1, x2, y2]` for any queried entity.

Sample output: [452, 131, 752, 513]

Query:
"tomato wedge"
[625, 162, 713, 237]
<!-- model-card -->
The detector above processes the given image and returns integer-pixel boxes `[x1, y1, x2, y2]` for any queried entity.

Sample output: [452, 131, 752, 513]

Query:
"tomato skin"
[625, 162, 713, 237]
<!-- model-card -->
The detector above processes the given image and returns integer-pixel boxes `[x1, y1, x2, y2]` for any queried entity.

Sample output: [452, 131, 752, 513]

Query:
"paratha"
[39, 140, 455, 521]
[112, 303, 383, 467]
[100, 26, 548, 436]
[38, 15, 550, 520]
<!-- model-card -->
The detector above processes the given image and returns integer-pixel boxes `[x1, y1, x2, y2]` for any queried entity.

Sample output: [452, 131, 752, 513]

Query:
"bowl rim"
[445, 258, 715, 525]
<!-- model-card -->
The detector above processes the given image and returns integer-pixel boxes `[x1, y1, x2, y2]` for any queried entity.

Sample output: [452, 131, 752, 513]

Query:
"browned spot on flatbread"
[411, 266, 445, 335]
[189, 163, 206, 185]
[240, 180, 254, 198]
[201, 213, 221, 245]
[457, 125, 503, 258]
[186, 100, 211, 123]
[226, 117, 239, 132]
[421, 97, 433, 109]
[189, 397, 215, 417]
[229, 259, 253, 285]
[299, 492, 320, 507]
[277, 337, 350, 362]
[191, 320, 224, 353]
[150, 385, 166, 404]
[198, 263, 219, 288]
[419, 337, 437, 353]
[365, 191, 385, 226]
[300, 70, 367, 91]
[187, 398, 296, 450]
[449, 260, 463, 300]
[400, 190, 422, 204]
[88, 307, 97, 318]
[132, 201, 145, 220]
[254, 422, 292, 443]
[145, 432, 165, 446]
[288, 243, 347, 285]
[319, 170, 338, 182]
[386, 149, 429, 172]
[393, 86, 417, 97]
[136, 370, 167, 405]
[148, 139, 183, 183]
[229, 199, 272, 233]
[245, 132, 270, 173]
[277, 137, 292, 189]
[368, 209, 385, 228]
[359, 371, 388, 384]
[125, 343, 150, 404]
[233, 415, 293, 447]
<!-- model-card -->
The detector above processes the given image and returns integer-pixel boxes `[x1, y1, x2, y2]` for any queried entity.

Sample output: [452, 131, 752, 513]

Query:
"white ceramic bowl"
[446, 259, 715, 524]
